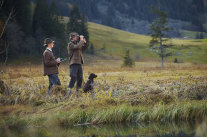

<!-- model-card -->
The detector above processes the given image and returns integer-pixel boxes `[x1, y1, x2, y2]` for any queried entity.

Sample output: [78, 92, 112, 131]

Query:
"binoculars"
[77, 35, 85, 42]
[60, 58, 66, 62]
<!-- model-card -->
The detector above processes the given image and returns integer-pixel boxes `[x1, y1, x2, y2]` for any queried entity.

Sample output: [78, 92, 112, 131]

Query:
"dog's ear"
[88, 73, 93, 80]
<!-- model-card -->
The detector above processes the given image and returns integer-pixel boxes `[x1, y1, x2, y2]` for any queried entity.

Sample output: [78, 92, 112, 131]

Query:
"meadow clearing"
[0, 58, 207, 131]
[88, 22, 207, 64]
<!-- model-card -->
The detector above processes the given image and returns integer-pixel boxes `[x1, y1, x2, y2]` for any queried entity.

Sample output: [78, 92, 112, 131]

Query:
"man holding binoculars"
[66, 32, 88, 97]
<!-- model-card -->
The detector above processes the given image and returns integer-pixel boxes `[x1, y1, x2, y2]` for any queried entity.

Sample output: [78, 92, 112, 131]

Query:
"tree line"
[58, 0, 206, 32]
[0, 0, 90, 63]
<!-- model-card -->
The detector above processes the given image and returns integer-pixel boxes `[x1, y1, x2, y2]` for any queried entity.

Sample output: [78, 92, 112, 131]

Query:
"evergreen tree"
[67, 5, 81, 34]
[5, 22, 24, 59]
[14, 0, 32, 35]
[33, 0, 52, 36]
[33, 0, 51, 54]
[49, 0, 65, 39]
[174, 58, 178, 63]
[89, 43, 95, 54]
[67, 4, 89, 42]
[122, 49, 134, 67]
[50, 0, 60, 18]
[33, 0, 67, 56]
[48, 0, 67, 57]
[199, 32, 204, 39]
[0, 0, 68, 61]
[148, 0, 172, 68]
[80, 14, 89, 42]
[196, 32, 200, 39]
[101, 43, 106, 53]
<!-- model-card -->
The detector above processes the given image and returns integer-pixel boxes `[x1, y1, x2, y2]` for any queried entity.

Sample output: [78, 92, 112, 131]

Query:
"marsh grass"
[53, 101, 207, 126]
[0, 60, 207, 128]
[2, 100, 206, 129]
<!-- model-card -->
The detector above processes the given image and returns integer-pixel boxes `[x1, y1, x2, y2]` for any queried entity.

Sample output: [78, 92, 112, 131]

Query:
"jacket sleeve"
[82, 42, 89, 50]
[44, 52, 58, 67]
[69, 41, 84, 50]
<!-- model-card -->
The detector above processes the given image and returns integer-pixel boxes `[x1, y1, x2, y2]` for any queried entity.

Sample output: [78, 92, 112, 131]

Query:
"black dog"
[83, 73, 97, 93]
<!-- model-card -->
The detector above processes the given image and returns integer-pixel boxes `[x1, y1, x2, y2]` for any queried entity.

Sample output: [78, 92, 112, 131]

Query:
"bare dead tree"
[0, 7, 15, 39]
[0, 1, 15, 64]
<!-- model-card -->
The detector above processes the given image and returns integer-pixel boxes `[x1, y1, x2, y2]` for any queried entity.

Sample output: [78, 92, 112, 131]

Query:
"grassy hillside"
[88, 22, 207, 64]
[62, 16, 207, 64]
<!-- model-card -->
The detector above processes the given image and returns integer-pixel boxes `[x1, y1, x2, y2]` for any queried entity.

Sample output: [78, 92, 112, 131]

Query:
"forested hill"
[31, 0, 207, 37]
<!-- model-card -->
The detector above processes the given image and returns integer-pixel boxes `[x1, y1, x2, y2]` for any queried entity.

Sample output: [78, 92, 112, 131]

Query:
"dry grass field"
[0, 58, 207, 129]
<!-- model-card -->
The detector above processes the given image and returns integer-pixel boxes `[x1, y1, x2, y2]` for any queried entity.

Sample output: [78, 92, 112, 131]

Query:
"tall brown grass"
[0, 60, 207, 127]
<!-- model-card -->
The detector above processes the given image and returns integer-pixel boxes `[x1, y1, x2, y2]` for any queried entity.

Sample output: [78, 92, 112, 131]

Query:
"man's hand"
[80, 35, 86, 43]
[83, 37, 86, 43]
[80, 35, 84, 41]
[56, 58, 61, 63]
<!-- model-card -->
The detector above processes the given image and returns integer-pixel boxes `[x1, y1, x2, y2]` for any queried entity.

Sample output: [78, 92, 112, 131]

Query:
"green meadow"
[88, 22, 207, 64]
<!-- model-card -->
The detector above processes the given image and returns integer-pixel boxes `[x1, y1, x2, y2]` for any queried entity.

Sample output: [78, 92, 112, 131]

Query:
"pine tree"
[49, 0, 67, 57]
[80, 14, 89, 42]
[196, 32, 200, 39]
[14, 0, 32, 35]
[33, 0, 67, 56]
[67, 4, 89, 42]
[49, 0, 65, 38]
[67, 5, 81, 34]
[122, 49, 134, 67]
[89, 43, 95, 54]
[50, 0, 60, 18]
[199, 32, 204, 39]
[148, 0, 172, 68]
[33, 0, 52, 36]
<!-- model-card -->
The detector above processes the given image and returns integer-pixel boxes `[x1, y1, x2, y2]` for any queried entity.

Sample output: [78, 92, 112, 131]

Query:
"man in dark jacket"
[43, 38, 61, 96]
[67, 32, 88, 97]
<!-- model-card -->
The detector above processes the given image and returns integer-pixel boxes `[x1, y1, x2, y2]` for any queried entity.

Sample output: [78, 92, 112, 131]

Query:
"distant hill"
[31, 0, 207, 38]
[87, 21, 207, 64]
